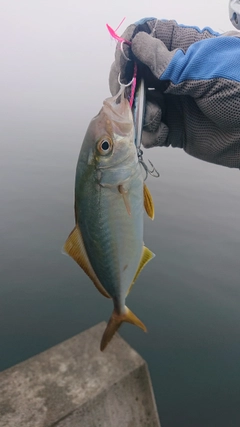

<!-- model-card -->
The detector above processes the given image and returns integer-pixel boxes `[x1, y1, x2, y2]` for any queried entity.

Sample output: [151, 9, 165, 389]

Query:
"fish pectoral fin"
[100, 306, 147, 351]
[126, 245, 155, 296]
[118, 185, 131, 216]
[144, 183, 154, 220]
[64, 226, 110, 299]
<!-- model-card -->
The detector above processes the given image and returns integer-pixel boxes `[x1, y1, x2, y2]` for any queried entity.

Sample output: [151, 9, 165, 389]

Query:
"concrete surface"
[0, 322, 161, 427]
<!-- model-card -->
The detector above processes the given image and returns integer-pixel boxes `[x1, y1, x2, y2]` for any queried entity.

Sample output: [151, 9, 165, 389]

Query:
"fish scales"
[77, 160, 143, 304]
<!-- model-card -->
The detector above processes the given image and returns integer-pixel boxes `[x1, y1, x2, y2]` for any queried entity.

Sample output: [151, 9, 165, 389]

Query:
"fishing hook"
[137, 149, 160, 181]
[146, 159, 160, 178]
[118, 73, 134, 88]
[120, 40, 132, 61]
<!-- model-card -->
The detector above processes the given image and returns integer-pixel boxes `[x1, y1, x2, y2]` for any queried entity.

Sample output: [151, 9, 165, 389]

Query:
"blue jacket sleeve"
[157, 35, 240, 129]
[161, 36, 240, 85]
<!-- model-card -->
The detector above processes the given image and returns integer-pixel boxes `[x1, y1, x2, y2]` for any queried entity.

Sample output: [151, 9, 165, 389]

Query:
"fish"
[64, 86, 155, 351]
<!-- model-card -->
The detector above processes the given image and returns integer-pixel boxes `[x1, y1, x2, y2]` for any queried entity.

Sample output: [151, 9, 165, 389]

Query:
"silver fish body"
[75, 101, 143, 312]
[64, 88, 154, 350]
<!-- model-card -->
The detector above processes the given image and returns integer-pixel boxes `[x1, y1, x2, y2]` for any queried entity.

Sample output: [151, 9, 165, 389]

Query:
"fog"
[1, 0, 233, 139]
[1, 2, 239, 427]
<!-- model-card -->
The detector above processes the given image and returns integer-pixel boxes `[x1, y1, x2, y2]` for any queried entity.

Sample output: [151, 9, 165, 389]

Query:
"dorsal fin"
[144, 183, 154, 220]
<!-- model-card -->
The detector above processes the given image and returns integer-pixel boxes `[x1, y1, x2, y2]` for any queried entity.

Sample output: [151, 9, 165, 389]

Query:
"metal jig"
[133, 79, 160, 181]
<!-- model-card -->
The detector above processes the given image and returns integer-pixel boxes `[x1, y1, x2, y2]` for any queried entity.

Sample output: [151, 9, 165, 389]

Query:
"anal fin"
[126, 245, 155, 296]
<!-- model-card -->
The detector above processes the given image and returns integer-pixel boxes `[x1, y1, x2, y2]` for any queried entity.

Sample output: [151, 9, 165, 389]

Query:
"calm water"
[1, 119, 240, 426]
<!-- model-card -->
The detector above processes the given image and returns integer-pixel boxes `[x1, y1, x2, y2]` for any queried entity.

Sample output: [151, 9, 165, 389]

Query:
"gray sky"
[0, 0, 234, 141]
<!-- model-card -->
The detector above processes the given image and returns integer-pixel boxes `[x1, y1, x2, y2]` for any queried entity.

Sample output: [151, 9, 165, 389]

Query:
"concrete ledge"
[0, 322, 160, 427]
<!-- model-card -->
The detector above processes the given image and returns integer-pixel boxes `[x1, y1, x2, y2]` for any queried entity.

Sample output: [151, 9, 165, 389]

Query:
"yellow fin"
[126, 246, 155, 296]
[64, 226, 110, 299]
[100, 306, 147, 351]
[144, 183, 154, 220]
[118, 185, 131, 216]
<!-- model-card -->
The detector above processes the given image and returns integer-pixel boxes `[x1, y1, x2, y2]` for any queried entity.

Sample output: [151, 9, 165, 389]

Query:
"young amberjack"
[64, 87, 155, 351]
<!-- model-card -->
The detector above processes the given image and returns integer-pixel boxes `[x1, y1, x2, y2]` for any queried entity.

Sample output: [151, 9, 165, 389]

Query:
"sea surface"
[1, 123, 240, 426]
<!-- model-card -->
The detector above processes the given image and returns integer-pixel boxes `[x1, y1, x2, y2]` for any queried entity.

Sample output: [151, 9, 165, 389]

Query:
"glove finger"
[143, 100, 162, 132]
[143, 90, 166, 130]
[142, 123, 169, 148]
[132, 32, 176, 79]
[142, 93, 168, 147]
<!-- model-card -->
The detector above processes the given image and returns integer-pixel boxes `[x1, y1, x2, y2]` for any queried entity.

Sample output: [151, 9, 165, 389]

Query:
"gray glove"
[109, 19, 240, 168]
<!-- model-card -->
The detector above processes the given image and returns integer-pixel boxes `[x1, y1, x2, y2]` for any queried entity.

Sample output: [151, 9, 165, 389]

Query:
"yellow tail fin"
[100, 306, 147, 351]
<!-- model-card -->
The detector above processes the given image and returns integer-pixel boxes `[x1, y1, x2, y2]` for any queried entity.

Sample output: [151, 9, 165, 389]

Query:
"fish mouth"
[103, 97, 132, 125]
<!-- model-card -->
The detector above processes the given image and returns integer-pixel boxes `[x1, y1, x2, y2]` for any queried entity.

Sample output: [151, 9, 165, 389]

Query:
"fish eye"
[97, 137, 113, 156]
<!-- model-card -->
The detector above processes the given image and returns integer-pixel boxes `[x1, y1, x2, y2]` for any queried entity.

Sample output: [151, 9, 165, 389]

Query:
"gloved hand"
[109, 19, 240, 168]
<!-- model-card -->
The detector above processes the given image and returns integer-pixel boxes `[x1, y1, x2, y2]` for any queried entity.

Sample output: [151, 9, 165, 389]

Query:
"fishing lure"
[107, 22, 160, 180]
